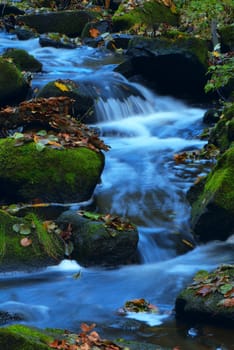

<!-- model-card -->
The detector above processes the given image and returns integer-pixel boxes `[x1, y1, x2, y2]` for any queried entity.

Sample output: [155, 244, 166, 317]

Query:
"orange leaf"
[80, 323, 96, 333]
[89, 28, 100, 38]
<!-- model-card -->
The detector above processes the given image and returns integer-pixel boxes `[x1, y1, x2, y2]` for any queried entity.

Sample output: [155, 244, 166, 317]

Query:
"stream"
[0, 32, 234, 349]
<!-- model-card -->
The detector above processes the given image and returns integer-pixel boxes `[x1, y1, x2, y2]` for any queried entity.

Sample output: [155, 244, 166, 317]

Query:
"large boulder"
[175, 265, 234, 326]
[57, 210, 139, 266]
[0, 210, 64, 272]
[188, 145, 234, 242]
[0, 139, 104, 203]
[115, 35, 209, 100]
[0, 57, 30, 107]
[18, 11, 95, 37]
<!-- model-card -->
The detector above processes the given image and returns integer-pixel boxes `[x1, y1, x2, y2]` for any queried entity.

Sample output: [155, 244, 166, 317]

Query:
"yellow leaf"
[54, 81, 70, 92]
[212, 51, 220, 57]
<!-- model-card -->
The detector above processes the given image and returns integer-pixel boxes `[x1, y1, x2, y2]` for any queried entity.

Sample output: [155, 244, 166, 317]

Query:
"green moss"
[0, 139, 104, 202]
[112, 0, 178, 32]
[0, 209, 64, 271]
[191, 146, 234, 226]
[25, 213, 63, 259]
[0, 324, 52, 350]
[204, 146, 234, 212]
[2, 49, 42, 72]
[0, 57, 27, 105]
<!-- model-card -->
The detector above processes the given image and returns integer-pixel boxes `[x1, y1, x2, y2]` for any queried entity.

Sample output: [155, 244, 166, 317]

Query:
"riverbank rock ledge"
[0, 139, 104, 203]
[57, 210, 139, 266]
[175, 265, 234, 326]
[188, 145, 234, 242]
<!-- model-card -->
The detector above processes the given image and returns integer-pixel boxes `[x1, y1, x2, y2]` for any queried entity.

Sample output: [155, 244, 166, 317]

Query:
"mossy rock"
[112, 0, 178, 32]
[208, 103, 234, 152]
[0, 57, 29, 107]
[0, 139, 104, 203]
[0, 210, 64, 272]
[0, 324, 55, 349]
[190, 145, 234, 242]
[18, 11, 96, 37]
[175, 265, 234, 326]
[57, 210, 139, 266]
[2, 49, 42, 73]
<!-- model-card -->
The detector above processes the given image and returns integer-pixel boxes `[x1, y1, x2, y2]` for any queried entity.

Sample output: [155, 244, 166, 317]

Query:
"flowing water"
[0, 32, 234, 349]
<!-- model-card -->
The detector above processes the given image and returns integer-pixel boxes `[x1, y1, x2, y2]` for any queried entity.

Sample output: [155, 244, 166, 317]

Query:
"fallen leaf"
[217, 298, 234, 307]
[54, 81, 70, 92]
[89, 28, 100, 38]
[80, 323, 96, 333]
[20, 237, 32, 247]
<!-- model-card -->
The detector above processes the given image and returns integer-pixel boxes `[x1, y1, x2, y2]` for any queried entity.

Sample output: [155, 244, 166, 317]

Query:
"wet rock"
[203, 108, 222, 125]
[0, 138, 105, 203]
[2, 48, 42, 73]
[18, 10, 95, 37]
[188, 145, 234, 242]
[115, 35, 209, 100]
[36, 79, 95, 122]
[39, 34, 77, 49]
[175, 265, 234, 326]
[14, 27, 38, 41]
[57, 210, 139, 266]
[0, 57, 30, 107]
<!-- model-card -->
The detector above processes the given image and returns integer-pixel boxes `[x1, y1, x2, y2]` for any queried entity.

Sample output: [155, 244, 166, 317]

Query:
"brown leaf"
[80, 323, 96, 333]
[196, 285, 212, 297]
[218, 298, 234, 307]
